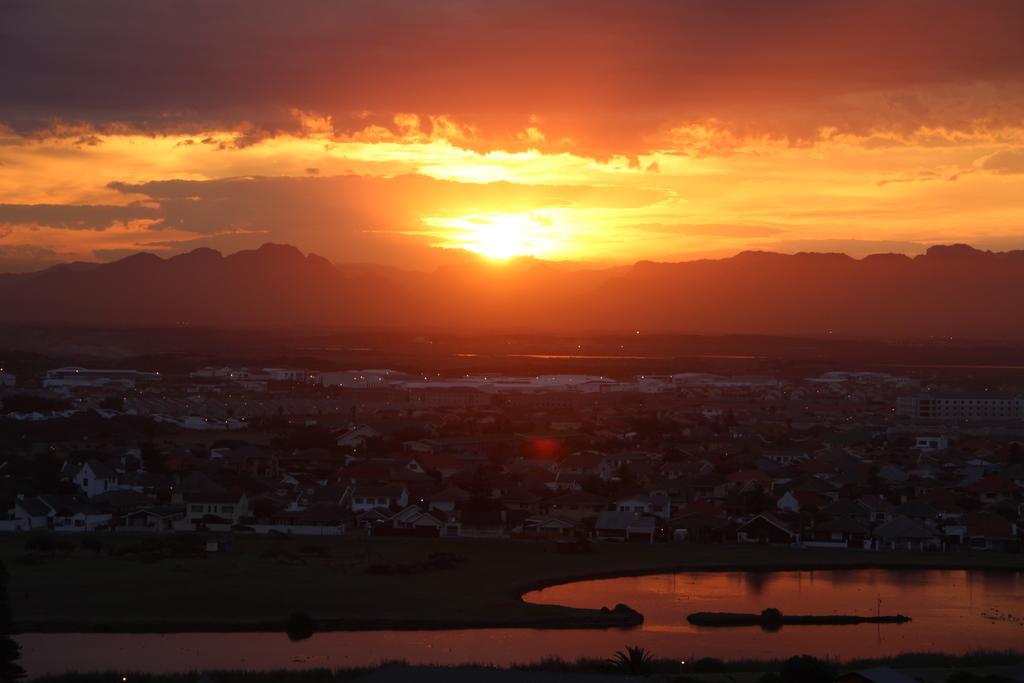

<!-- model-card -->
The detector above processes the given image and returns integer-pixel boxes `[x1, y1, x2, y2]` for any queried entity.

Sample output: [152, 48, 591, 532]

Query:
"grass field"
[4, 534, 1024, 632]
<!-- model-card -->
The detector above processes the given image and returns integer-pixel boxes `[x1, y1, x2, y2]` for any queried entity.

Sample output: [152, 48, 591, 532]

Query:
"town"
[2, 360, 1021, 554]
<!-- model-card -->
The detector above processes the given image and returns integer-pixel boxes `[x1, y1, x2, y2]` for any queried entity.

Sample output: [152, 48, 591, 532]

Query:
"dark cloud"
[0, 202, 158, 229]
[2, 1, 1023, 152]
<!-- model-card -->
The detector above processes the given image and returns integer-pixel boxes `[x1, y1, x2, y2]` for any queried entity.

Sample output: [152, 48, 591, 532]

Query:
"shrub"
[780, 655, 837, 683]
[693, 657, 728, 673]
[948, 673, 1016, 683]
[285, 612, 317, 642]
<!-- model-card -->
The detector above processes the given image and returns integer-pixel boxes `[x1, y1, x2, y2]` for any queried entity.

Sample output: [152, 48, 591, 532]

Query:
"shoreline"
[14, 553, 1024, 635]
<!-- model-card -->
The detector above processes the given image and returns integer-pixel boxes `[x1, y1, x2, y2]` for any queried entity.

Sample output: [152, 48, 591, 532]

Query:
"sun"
[465, 214, 536, 259]
[429, 212, 561, 260]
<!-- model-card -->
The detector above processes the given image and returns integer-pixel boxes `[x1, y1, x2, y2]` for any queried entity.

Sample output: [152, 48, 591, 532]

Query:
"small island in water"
[687, 608, 911, 629]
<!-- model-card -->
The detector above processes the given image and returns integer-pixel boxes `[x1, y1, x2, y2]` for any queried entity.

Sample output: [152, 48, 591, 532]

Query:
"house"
[499, 489, 542, 514]
[121, 505, 186, 533]
[184, 492, 249, 526]
[966, 475, 1022, 505]
[737, 513, 797, 544]
[914, 435, 949, 451]
[726, 469, 774, 493]
[336, 424, 381, 450]
[93, 489, 161, 515]
[117, 470, 170, 496]
[956, 512, 1019, 552]
[67, 461, 118, 498]
[306, 484, 347, 507]
[595, 511, 656, 542]
[806, 517, 870, 548]
[518, 515, 580, 538]
[557, 451, 608, 479]
[613, 493, 653, 515]
[52, 502, 112, 532]
[427, 486, 472, 513]
[872, 515, 939, 551]
[415, 452, 464, 479]
[893, 500, 939, 524]
[666, 512, 731, 543]
[171, 471, 226, 502]
[12, 496, 54, 529]
[877, 464, 910, 483]
[762, 449, 809, 466]
[776, 491, 801, 513]
[221, 445, 280, 478]
[819, 498, 871, 522]
[690, 475, 728, 501]
[545, 491, 609, 520]
[648, 490, 672, 518]
[788, 475, 839, 500]
[857, 495, 897, 524]
[347, 484, 409, 512]
[373, 505, 444, 537]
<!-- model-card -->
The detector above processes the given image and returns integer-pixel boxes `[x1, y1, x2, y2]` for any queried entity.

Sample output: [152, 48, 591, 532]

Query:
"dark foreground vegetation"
[23, 650, 1024, 683]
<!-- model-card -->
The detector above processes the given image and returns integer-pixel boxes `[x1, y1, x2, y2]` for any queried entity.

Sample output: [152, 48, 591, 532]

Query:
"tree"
[29, 453, 61, 494]
[606, 646, 654, 676]
[0, 561, 25, 682]
[139, 441, 167, 474]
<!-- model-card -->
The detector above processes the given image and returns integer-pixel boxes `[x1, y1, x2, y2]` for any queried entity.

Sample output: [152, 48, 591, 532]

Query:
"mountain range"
[1, 243, 1022, 339]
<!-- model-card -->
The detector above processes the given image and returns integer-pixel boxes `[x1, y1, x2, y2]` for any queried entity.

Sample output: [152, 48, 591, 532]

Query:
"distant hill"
[2, 242, 1023, 339]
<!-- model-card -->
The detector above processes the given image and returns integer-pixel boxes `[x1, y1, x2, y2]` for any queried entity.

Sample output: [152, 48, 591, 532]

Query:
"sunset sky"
[1, 0, 1023, 271]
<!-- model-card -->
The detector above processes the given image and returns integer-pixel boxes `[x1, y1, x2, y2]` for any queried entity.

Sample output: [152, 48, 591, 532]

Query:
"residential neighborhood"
[1, 362, 1021, 554]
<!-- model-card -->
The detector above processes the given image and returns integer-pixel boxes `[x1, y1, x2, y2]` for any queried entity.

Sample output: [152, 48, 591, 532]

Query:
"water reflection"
[18, 569, 1024, 678]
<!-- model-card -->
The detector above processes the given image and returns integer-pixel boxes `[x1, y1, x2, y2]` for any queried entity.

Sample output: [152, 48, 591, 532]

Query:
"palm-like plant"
[607, 645, 655, 676]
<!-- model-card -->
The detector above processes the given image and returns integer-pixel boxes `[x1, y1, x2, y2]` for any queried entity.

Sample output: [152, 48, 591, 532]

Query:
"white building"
[67, 461, 118, 498]
[347, 484, 409, 512]
[44, 367, 161, 389]
[897, 393, 1024, 421]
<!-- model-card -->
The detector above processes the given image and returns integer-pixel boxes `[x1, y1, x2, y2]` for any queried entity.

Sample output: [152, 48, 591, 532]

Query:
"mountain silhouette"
[2, 243, 1023, 339]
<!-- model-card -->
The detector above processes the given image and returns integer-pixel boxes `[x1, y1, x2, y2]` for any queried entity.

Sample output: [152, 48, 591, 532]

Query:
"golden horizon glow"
[2, 112, 1024, 270]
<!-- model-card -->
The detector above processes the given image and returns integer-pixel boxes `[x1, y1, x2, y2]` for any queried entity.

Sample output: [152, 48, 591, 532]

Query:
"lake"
[18, 569, 1024, 677]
